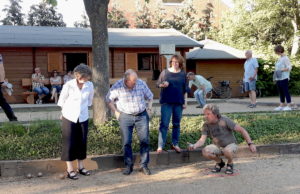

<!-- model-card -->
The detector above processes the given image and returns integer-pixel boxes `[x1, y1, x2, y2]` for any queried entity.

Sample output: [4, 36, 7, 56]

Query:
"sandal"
[67, 171, 79, 180]
[211, 159, 225, 173]
[225, 163, 234, 174]
[78, 168, 91, 176]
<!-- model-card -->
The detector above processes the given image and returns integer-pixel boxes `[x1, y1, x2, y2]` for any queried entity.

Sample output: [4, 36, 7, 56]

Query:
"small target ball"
[26, 173, 33, 179]
[59, 173, 65, 179]
[37, 172, 43, 177]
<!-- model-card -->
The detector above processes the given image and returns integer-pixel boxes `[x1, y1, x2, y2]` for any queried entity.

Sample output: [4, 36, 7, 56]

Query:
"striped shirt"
[106, 79, 153, 115]
[31, 73, 45, 89]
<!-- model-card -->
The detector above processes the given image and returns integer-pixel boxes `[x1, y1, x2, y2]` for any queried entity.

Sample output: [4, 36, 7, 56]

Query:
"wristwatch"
[248, 142, 254, 146]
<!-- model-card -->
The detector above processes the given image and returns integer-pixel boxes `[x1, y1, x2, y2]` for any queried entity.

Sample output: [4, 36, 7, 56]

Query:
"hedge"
[1, 112, 300, 160]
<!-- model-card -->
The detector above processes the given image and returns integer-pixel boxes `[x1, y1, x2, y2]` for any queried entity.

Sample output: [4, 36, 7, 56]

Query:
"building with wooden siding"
[186, 39, 246, 98]
[0, 25, 201, 103]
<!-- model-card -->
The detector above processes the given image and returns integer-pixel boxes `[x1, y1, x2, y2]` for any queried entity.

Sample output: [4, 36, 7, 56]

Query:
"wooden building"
[186, 39, 247, 98]
[0, 25, 201, 103]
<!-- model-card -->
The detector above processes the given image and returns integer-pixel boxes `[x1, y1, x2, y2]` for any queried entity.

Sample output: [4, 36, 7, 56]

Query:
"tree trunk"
[83, 0, 110, 125]
[290, 0, 300, 56]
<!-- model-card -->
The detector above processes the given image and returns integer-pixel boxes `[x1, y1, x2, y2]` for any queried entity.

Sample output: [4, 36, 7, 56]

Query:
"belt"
[126, 109, 146, 116]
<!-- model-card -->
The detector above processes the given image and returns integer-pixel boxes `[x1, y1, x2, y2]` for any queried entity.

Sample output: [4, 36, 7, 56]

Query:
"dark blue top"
[157, 69, 189, 104]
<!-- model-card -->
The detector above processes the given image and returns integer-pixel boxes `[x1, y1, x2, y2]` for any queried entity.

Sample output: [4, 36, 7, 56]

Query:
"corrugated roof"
[0, 25, 202, 48]
[186, 39, 246, 60]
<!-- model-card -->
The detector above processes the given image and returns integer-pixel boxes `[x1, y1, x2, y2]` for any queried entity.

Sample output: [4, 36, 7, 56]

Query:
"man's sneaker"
[139, 166, 151, 175]
[283, 106, 292, 111]
[122, 166, 133, 175]
[36, 99, 40, 104]
[249, 104, 256, 108]
[196, 105, 203, 108]
[39, 100, 43, 104]
[274, 106, 283, 111]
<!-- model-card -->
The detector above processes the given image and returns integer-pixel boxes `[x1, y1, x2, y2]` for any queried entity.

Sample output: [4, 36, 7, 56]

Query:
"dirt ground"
[1, 154, 300, 194]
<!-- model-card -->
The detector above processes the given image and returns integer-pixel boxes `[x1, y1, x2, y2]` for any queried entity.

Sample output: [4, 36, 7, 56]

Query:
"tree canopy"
[1, 0, 25, 26]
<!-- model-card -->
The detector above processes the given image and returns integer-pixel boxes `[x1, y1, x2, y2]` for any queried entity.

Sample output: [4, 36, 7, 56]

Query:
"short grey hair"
[203, 104, 221, 118]
[73, 63, 92, 78]
[245, 50, 253, 55]
[124, 69, 138, 81]
[187, 72, 195, 77]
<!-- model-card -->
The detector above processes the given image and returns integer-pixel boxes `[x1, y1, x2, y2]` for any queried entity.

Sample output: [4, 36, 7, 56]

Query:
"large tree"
[1, 0, 25, 26]
[83, 0, 110, 125]
[27, 2, 66, 27]
[216, 0, 299, 57]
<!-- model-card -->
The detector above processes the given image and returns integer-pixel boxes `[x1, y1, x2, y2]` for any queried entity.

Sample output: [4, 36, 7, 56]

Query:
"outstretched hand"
[249, 144, 256, 153]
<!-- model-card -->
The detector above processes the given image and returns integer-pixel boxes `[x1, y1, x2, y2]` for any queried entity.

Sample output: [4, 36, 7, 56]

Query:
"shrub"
[1, 112, 300, 160]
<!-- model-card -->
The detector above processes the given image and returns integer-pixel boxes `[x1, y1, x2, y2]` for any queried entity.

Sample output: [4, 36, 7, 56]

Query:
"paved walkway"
[0, 97, 299, 122]
[1, 154, 299, 194]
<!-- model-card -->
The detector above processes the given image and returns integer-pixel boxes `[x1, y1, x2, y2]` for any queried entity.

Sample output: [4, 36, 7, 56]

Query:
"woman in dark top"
[157, 54, 188, 153]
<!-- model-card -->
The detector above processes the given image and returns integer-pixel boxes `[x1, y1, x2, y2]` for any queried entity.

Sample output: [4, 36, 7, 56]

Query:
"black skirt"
[61, 117, 89, 161]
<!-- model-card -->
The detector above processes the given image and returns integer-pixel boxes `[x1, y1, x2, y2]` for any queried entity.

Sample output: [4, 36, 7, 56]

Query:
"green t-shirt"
[201, 116, 237, 147]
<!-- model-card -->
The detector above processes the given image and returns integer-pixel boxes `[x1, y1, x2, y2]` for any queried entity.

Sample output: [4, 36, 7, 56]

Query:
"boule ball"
[37, 172, 43, 177]
[58, 173, 65, 179]
[26, 173, 33, 179]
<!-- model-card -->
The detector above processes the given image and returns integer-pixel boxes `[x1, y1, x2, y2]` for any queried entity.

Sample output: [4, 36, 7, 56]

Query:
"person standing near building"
[156, 54, 188, 154]
[0, 54, 17, 121]
[106, 69, 153, 176]
[187, 72, 212, 108]
[58, 64, 94, 180]
[243, 50, 259, 108]
[273, 45, 293, 111]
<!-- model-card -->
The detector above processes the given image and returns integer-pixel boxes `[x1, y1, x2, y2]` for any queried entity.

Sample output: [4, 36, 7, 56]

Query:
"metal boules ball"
[26, 173, 33, 179]
[37, 172, 43, 177]
[58, 173, 65, 179]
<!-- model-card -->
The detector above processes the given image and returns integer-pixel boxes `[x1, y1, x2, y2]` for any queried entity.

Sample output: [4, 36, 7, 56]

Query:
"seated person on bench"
[50, 70, 62, 103]
[32, 67, 49, 104]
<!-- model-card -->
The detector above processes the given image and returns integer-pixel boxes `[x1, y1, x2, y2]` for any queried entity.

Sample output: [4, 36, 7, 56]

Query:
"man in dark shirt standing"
[188, 104, 256, 174]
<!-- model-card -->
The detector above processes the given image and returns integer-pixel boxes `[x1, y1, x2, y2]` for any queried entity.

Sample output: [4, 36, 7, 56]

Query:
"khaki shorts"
[204, 143, 238, 156]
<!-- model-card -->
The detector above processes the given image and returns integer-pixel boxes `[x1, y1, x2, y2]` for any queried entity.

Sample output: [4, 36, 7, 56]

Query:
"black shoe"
[9, 115, 18, 122]
[67, 171, 79, 180]
[211, 159, 225, 173]
[78, 168, 90, 176]
[122, 166, 133, 175]
[139, 166, 151, 175]
[196, 105, 203, 108]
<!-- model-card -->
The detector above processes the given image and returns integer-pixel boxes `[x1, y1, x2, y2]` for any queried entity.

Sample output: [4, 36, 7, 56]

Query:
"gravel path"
[1, 155, 300, 194]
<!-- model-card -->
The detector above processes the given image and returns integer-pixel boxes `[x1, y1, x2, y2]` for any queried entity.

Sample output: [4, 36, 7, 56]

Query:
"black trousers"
[276, 78, 291, 103]
[61, 117, 89, 161]
[0, 88, 16, 121]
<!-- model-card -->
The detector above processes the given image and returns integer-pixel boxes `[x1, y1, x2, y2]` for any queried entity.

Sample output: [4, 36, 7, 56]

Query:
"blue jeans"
[158, 103, 183, 149]
[119, 110, 149, 168]
[51, 85, 62, 93]
[33, 86, 50, 97]
[194, 88, 211, 106]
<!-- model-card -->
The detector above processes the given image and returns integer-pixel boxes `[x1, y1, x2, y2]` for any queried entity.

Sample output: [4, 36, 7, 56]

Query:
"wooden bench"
[22, 78, 50, 104]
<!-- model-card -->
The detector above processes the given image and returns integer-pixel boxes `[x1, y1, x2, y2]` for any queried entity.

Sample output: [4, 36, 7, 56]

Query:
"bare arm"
[234, 125, 256, 152]
[108, 101, 120, 119]
[189, 135, 207, 150]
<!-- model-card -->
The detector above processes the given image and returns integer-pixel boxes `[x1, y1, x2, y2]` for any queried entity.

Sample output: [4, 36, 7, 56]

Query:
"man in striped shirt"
[106, 69, 153, 176]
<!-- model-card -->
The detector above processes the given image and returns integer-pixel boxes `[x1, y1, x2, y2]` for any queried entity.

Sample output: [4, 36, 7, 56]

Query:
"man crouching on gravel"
[188, 104, 256, 174]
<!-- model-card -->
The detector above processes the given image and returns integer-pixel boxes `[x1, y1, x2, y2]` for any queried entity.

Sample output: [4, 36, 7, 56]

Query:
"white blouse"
[57, 79, 94, 123]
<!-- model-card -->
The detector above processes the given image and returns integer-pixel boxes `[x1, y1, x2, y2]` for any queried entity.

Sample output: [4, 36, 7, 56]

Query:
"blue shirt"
[157, 69, 188, 104]
[244, 58, 259, 82]
[106, 79, 153, 115]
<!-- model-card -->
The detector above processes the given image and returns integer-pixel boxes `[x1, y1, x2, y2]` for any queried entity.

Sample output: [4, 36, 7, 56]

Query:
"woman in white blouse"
[57, 64, 94, 180]
[273, 45, 292, 111]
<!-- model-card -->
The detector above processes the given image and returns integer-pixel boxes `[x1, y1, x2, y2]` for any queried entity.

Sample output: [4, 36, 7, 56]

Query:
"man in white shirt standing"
[187, 72, 212, 108]
[243, 50, 259, 108]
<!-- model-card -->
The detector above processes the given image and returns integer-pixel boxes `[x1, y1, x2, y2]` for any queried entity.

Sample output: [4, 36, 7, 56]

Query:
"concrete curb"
[1, 143, 300, 178]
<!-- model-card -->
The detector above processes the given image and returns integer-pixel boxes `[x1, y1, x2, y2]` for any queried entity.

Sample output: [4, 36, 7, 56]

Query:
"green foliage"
[74, 13, 90, 28]
[214, 0, 299, 58]
[107, 5, 130, 28]
[27, 2, 66, 27]
[2, 112, 300, 160]
[134, 1, 153, 28]
[1, 0, 25, 26]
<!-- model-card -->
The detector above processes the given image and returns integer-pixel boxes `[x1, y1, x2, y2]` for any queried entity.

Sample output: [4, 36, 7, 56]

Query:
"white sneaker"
[274, 106, 283, 111]
[282, 106, 292, 111]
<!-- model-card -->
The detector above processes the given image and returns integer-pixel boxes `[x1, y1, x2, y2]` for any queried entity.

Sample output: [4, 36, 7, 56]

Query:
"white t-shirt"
[189, 75, 212, 90]
[244, 58, 259, 82]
